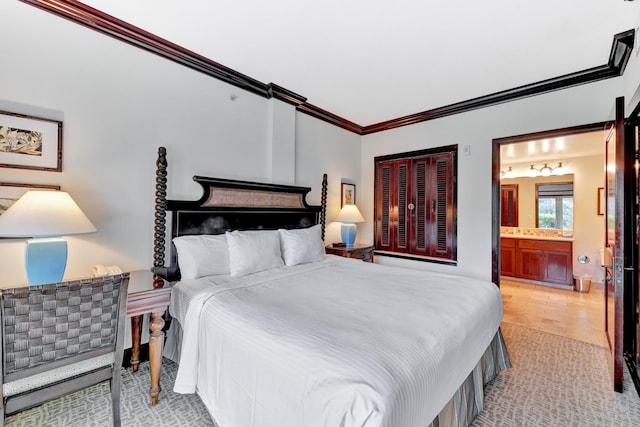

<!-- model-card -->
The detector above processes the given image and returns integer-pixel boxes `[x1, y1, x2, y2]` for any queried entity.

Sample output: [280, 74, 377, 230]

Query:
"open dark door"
[604, 96, 634, 392]
[625, 101, 640, 395]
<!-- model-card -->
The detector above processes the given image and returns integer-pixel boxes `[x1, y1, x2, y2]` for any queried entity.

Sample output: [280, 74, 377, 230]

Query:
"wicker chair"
[0, 273, 130, 427]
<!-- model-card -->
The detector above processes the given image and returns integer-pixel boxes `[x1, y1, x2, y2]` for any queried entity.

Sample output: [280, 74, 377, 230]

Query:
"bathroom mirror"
[500, 174, 574, 229]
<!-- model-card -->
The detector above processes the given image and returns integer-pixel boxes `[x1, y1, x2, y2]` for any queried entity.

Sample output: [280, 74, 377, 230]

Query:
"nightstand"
[127, 270, 172, 406]
[325, 243, 374, 262]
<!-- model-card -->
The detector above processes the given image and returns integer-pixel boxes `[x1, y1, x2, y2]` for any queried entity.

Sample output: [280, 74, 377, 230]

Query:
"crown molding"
[18, 1, 636, 136]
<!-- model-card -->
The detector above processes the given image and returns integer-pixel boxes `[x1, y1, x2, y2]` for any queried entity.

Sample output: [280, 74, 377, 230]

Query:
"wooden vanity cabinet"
[500, 238, 517, 277]
[542, 249, 573, 284]
[500, 237, 573, 286]
[518, 247, 544, 281]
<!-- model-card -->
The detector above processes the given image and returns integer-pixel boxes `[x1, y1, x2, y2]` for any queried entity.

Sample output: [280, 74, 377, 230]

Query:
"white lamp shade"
[336, 204, 365, 223]
[0, 191, 96, 237]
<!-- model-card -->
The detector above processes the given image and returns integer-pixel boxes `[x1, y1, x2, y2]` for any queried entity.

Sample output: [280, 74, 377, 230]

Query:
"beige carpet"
[6, 322, 640, 426]
[5, 359, 214, 427]
[473, 322, 640, 426]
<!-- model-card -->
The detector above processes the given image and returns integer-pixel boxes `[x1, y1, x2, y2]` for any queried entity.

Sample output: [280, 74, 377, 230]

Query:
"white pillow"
[173, 234, 229, 279]
[279, 224, 325, 266]
[226, 230, 284, 277]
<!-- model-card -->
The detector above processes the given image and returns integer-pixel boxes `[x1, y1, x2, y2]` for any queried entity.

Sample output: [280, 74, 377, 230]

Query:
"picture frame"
[0, 111, 63, 172]
[341, 183, 356, 207]
[0, 182, 60, 216]
[597, 186, 605, 216]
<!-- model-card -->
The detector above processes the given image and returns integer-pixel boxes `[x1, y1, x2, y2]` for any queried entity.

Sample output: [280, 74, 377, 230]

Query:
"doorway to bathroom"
[492, 123, 607, 348]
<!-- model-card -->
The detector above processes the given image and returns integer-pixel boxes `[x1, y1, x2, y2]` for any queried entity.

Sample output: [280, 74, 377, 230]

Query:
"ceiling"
[79, 1, 639, 127]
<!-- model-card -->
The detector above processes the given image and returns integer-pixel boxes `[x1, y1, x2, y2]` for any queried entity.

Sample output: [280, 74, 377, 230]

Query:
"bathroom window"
[536, 182, 573, 229]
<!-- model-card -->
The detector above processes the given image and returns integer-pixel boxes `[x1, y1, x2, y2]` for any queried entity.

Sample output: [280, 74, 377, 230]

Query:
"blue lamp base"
[25, 238, 67, 285]
[340, 223, 357, 247]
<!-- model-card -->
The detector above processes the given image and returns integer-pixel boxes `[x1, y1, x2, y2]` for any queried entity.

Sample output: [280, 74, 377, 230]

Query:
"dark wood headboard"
[151, 147, 328, 285]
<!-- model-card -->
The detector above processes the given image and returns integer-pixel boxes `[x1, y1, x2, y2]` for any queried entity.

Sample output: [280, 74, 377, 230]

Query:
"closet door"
[375, 158, 411, 254]
[394, 159, 412, 253]
[428, 152, 455, 259]
[412, 156, 429, 256]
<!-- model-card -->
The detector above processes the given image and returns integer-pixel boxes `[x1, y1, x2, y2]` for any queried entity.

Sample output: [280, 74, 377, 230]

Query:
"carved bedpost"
[320, 173, 328, 240]
[153, 147, 168, 288]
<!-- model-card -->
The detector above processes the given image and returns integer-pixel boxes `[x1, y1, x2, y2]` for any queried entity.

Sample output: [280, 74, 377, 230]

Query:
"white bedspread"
[170, 256, 503, 427]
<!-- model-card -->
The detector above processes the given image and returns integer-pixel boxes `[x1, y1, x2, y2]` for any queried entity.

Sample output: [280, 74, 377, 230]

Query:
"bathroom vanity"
[500, 235, 573, 287]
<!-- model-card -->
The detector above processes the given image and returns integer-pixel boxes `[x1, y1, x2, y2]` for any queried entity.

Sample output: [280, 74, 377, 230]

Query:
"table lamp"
[0, 190, 97, 285]
[336, 204, 365, 247]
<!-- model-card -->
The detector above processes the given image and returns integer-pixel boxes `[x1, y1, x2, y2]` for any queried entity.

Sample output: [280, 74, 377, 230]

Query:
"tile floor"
[500, 277, 606, 347]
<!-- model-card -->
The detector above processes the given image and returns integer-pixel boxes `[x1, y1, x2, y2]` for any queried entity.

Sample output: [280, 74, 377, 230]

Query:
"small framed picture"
[597, 186, 605, 216]
[0, 183, 60, 216]
[0, 111, 63, 172]
[341, 183, 356, 207]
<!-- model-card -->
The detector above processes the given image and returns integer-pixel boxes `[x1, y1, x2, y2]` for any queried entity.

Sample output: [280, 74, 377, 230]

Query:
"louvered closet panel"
[376, 162, 393, 250]
[412, 157, 429, 256]
[431, 152, 455, 259]
[395, 159, 411, 251]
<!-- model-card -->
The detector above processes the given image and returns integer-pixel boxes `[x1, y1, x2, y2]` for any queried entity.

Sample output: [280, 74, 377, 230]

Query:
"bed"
[151, 147, 510, 427]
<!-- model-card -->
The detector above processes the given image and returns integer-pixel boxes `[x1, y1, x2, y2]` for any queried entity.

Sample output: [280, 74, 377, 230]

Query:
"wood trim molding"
[493, 122, 609, 145]
[297, 102, 363, 134]
[19, 1, 635, 136]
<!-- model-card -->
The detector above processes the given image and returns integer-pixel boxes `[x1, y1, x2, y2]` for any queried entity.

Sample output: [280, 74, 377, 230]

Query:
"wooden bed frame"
[151, 146, 328, 285]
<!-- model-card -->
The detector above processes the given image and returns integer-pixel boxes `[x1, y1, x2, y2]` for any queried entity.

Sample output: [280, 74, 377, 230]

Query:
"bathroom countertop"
[500, 234, 574, 242]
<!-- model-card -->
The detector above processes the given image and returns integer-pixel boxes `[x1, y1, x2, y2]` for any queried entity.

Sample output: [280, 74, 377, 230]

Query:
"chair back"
[0, 273, 129, 417]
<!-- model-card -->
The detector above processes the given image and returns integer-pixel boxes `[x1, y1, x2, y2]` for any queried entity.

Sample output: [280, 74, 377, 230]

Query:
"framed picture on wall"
[0, 183, 60, 216]
[341, 183, 356, 207]
[0, 111, 63, 172]
[597, 186, 605, 216]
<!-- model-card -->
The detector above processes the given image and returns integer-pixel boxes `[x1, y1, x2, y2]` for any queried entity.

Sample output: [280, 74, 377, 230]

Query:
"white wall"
[361, 79, 625, 281]
[0, 1, 360, 287]
[295, 113, 362, 244]
[573, 155, 608, 283]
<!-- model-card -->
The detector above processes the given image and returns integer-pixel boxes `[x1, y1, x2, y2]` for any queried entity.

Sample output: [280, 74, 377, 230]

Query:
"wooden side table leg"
[130, 315, 143, 372]
[149, 310, 166, 406]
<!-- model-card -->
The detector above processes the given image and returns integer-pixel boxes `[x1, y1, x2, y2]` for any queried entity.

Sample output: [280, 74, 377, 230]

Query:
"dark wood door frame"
[491, 122, 606, 286]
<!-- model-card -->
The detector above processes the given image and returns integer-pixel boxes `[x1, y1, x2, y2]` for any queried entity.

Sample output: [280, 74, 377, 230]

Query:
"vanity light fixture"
[500, 166, 514, 179]
[529, 162, 563, 177]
